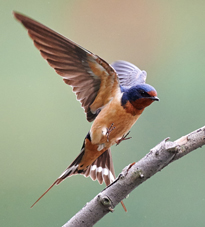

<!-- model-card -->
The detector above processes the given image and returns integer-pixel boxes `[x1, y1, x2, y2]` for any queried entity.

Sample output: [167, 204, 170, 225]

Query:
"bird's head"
[121, 84, 159, 114]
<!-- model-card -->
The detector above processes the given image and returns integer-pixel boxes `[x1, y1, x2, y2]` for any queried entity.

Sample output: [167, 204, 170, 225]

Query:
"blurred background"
[1, 0, 205, 226]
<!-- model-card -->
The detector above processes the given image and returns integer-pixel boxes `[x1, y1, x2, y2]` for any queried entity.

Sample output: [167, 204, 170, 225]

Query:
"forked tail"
[30, 149, 85, 208]
[31, 141, 127, 211]
[30, 179, 61, 208]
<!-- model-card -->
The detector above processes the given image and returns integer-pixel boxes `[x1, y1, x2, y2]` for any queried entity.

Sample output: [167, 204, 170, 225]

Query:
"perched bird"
[14, 12, 159, 210]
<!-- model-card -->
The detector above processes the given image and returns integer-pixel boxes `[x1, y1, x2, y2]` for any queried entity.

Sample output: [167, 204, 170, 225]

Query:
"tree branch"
[62, 126, 205, 227]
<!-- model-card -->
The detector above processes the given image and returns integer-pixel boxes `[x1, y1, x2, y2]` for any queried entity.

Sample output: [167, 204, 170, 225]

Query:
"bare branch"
[62, 126, 205, 227]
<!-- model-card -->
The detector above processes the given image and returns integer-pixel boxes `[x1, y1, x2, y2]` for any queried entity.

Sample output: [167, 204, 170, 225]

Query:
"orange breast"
[90, 93, 143, 147]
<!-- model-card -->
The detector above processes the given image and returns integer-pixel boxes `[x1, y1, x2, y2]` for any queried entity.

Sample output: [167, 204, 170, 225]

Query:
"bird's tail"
[31, 145, 127, 211]
[30, 149, 85, 208]
[30, 178, 60, 208]
[56, 147, 127, 211]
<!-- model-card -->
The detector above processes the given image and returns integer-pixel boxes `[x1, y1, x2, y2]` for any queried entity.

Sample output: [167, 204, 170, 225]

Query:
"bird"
[13, 12, 159, 211]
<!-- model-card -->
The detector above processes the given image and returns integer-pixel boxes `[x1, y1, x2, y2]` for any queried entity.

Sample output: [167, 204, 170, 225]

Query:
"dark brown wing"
[14, 12, 120, 122]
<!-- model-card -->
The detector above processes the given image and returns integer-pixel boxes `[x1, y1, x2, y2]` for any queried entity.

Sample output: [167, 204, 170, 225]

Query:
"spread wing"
[14, 12, 120, 122]
[111, 60, 147, 87]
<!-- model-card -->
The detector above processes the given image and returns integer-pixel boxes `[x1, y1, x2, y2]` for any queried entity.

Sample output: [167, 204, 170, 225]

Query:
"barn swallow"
[14, 12, 159, 211]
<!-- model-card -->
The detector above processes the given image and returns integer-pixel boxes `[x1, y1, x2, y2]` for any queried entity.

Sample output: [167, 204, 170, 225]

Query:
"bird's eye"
[140, 90, 150, 97]
[139, 90, 145, 95]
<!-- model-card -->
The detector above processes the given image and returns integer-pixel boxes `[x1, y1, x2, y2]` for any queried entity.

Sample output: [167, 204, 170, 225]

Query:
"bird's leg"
[116, 131, 132, 146]
[106, 123, 115, 142]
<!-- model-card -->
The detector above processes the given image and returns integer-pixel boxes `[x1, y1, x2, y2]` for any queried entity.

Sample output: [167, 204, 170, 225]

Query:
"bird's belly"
[90, 101, 141, 147]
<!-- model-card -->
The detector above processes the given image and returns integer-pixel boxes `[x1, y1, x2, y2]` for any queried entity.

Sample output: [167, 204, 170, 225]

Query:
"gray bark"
[62, 126, 205, 227]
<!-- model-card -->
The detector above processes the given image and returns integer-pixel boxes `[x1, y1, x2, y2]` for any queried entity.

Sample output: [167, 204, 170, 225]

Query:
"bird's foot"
[116, 131, 132, 146]
[106, 123, 115, 142]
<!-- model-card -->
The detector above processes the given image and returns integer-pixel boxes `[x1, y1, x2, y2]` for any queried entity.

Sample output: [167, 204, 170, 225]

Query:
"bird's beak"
[150, 96, 160, 101]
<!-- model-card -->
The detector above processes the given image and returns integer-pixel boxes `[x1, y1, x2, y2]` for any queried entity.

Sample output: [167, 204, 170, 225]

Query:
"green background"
[1, 1, 205, 226]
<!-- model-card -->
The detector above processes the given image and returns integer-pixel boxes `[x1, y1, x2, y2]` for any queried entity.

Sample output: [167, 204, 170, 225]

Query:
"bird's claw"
[116, 131, 132, 146]
[106, 123, 115, 142]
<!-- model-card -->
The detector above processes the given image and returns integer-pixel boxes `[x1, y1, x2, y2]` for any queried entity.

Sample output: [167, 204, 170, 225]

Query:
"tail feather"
[84, 148, 115, 186]
[30, 150, 85, 208]
[83, 148, 127, 212]
[30, 178, 60, 208]
[31, 142, 127, 211]
[57, 149, 85, 182]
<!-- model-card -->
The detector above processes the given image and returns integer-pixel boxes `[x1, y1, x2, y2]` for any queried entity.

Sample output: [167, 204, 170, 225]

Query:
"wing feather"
[14, 12, 120, 122]
[111, 60, 147, 87]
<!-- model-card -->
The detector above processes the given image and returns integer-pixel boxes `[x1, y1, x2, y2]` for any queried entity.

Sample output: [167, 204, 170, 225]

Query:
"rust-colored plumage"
[14, 12, 159, 212]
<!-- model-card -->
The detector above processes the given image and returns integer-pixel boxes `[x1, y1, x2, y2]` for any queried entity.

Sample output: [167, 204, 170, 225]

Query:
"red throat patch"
[124, 101, 145, 115]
